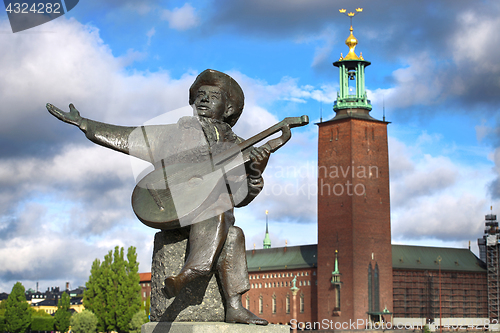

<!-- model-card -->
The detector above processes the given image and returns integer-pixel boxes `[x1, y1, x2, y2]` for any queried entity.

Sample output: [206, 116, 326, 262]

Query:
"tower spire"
[263, 210, 271, 249]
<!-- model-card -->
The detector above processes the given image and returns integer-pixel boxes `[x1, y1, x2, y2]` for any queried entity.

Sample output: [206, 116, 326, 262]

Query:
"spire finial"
[338, 8, 363, 60]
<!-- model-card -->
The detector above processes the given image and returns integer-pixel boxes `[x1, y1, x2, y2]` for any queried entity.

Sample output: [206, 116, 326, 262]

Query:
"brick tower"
[317, 12, 393, 326]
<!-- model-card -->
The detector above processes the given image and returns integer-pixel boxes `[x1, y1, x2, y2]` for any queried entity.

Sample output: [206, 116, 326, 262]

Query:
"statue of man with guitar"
[46, 69, 308, 325]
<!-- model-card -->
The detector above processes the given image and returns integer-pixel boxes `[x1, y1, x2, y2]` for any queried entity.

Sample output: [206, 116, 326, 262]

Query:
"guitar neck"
[213, 115, 309, 167]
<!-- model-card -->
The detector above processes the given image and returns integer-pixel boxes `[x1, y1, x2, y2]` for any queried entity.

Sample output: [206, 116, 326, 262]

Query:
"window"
[286, 295, 290, 314]
[259, 297, 263, 314]
[300, 294, 305, 313]
[272, 296, 277, 314]
[246, 296, 250, 310]
[143, 292, 146, 297]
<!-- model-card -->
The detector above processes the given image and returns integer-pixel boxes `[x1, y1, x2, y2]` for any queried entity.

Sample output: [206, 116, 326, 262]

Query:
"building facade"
[243, 18, 490, 329]
[244, 245, 487, 328]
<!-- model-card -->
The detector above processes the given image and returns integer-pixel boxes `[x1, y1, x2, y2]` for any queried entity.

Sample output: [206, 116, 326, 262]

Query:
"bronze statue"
[47, 69, 308, 325]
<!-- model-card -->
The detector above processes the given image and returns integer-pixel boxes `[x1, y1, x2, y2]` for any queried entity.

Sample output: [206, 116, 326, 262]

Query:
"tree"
[128, 311, 147, 333]
[54, 292, 71, 332]
[70, 310, 98, 333]
[140, 296, 150, 319]
[30, 317, 55, 332]
[5, 282, 31, 333]
[0, 300, 6, 316]
[30, 307, 51, 317]
[83, 246, 142, 333]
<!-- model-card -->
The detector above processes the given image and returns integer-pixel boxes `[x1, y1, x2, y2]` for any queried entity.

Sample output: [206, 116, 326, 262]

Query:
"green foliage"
[0, 300, 5, 316]
[30, 317, 55, 332]
[54, 292, 71, 332]
[5, 282, 31, 333]
[30, 307, 51, 317]
[128, 311, 147, 333]
[70, 310, 98, 333]
[0, 315, 5, 332]
[83, 246, 142, 333]
[140, 296, 150, 319]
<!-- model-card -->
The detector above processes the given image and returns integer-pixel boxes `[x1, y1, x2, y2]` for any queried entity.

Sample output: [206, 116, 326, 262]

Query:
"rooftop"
[246, 245, 317, 272]
[245, 244, 486, 273]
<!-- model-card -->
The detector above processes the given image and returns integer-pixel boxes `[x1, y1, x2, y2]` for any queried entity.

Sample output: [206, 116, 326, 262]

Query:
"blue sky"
[0, 0, 500, 293]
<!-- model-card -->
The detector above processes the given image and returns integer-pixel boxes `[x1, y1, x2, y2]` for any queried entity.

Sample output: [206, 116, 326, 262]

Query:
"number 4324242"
[5, 3, 61, 14]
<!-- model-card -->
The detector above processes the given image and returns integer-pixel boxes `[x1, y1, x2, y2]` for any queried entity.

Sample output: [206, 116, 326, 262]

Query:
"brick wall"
[317, 116, 393, 323]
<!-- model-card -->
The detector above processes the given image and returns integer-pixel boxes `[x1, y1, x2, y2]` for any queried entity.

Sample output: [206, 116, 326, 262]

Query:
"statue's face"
[194, 85, 227, 121]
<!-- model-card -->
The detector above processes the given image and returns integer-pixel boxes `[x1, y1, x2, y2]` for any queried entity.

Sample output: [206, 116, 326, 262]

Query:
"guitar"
[131, 115, 309, 230]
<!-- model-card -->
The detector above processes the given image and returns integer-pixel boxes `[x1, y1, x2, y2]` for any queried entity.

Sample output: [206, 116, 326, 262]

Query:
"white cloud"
[146, 27, 156, 46]
[295, 26, 338, 68]
[389, 137, 493, 244]
[0, 16, 322, 291]
[451, 11, 500, 72]
[369, 53, 453, 110]
[161, 3, 199, 31]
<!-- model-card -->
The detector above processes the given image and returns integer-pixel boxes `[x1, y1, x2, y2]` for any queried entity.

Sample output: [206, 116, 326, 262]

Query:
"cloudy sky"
[1, 0, 500, 293]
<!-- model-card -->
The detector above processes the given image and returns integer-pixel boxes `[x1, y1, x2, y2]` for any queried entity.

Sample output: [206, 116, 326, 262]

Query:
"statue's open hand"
[46, 103, 82, 127]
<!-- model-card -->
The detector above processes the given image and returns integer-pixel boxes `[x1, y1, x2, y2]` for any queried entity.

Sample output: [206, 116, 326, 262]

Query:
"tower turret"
[333, 9, 373, 119]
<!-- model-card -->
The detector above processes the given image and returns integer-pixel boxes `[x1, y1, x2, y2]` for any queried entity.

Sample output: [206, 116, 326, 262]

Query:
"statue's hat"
[189, 69, 244, 127]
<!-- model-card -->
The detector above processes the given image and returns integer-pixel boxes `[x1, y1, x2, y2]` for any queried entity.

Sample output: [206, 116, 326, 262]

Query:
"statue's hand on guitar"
[247, 146, 270, 179]
[46, 103, 83, 127]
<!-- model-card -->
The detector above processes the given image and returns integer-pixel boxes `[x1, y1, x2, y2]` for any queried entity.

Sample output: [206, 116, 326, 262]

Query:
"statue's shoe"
[162, 276, 182, 299]
[225, 307, 269, 325]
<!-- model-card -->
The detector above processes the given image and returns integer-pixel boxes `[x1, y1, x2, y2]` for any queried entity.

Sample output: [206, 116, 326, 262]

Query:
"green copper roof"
[245, 244, 486, 273]
[332, 250, 340, 275]
[263, 232, 271, 249]
[392, 244, 486, 272]
[246, 245, 317, 271]
[263, 218, 271, 249]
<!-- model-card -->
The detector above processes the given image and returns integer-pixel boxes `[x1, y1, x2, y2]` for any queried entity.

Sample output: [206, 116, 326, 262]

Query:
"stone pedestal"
[150, 229, 225, 322]
[141, 322, 290, 333]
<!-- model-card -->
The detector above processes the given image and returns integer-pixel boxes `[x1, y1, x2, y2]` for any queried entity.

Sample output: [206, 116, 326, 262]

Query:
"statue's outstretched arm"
[46, 103, 151, 161]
